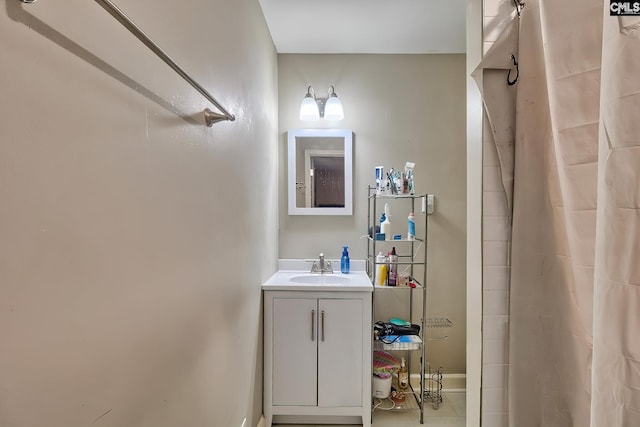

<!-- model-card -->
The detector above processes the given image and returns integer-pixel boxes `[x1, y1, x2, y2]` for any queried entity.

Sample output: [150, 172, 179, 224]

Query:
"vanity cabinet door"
[272, 298, 318, 406]
[317, 298, 363, 407]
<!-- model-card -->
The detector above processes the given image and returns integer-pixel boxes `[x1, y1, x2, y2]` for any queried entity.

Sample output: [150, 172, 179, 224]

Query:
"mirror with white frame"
[287, 129, 353, 215]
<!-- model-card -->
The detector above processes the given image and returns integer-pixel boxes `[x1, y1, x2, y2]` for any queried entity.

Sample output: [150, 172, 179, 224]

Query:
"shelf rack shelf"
[367, 187, 433, 424]
[373, 335, 423, 351]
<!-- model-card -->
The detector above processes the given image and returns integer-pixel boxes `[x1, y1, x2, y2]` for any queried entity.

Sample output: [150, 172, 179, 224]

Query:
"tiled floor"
[274, 391, 466, 427]
[372, 392, 466, 426]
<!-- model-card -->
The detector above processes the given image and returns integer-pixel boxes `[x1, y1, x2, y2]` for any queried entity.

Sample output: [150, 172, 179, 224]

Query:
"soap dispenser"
[341, 246, 350, 274]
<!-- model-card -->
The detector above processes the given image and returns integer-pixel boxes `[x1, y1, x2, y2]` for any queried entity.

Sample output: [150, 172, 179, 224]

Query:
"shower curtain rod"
[20, 0, 235, 127]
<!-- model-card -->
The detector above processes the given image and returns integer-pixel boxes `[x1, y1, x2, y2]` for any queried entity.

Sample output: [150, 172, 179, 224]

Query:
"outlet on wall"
[422, 195, 435, 214]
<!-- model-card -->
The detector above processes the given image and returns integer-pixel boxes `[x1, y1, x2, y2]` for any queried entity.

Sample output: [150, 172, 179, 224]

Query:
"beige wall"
[278, 54, 468, 374]
[0, 1, 277, 427]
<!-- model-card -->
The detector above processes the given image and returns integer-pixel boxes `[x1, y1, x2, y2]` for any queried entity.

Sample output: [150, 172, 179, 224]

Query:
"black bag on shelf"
[374, 321, 420, 337]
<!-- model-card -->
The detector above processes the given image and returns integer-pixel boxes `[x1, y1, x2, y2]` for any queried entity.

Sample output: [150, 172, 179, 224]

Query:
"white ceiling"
[258, 0, 467, 54]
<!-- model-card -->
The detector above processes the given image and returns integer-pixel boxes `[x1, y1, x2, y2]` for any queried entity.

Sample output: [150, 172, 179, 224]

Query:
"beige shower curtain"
[475, 1, 640, 426]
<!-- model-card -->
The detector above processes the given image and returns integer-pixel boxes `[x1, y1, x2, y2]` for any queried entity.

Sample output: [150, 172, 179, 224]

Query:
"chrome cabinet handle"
[321, 310, 325, 342]
[311, 310, 315, 341]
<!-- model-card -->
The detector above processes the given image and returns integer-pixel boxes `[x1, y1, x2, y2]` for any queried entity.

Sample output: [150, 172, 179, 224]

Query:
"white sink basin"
[290, 274, 350, 285]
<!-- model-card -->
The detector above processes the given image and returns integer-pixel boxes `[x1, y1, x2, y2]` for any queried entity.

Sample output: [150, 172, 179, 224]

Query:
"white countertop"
[262, 259, 373, 292]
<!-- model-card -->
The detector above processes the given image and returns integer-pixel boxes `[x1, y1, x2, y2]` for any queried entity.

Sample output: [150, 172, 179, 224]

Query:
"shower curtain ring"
[507, 54, 519, 86]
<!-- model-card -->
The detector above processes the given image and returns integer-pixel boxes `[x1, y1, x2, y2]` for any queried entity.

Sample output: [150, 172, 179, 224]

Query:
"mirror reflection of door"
[288, 129, 352, 216]
[304, 149, 344, 208]
[311, 156, 345, 207]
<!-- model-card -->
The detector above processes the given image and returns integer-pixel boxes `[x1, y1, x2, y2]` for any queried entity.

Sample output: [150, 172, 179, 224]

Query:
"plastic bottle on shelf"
[376, 252, 387, 286]
[399, 358, 409, 390]
[381, 214, 391, 240]
[388, 247, 398, 286]
[383, 203, 392, 239]
[341, 246, 350, 274]
[407, 212, 415, 241]
[375, 166, 384, 195]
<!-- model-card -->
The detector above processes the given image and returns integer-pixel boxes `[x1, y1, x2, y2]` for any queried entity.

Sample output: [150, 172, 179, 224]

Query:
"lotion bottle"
[408, 212, 415, 240]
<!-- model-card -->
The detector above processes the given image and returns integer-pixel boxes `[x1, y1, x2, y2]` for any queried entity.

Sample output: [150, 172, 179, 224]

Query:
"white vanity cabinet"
[272, 297, 362, 407]
[263, 276, 372, 427]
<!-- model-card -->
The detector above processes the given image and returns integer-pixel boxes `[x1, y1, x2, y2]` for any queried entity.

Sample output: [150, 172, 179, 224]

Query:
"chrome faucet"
[310, 253, 333, 274]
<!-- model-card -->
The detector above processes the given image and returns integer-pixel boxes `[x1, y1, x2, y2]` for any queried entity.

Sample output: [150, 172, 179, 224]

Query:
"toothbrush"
[387, 169, 397, 194]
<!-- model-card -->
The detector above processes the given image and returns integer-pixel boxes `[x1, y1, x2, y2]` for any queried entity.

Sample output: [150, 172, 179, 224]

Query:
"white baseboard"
[256, 415, 265, 427]
[410, 373, 466, 392]
[441, 373, 466, 392]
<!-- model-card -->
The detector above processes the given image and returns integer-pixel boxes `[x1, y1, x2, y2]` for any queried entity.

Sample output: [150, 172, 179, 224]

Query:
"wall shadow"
[6, 1, 201, 126]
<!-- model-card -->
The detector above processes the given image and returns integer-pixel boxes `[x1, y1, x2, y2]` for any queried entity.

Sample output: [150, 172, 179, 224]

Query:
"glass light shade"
[324, 95, 344, 120]
[300, 96, 320, 121]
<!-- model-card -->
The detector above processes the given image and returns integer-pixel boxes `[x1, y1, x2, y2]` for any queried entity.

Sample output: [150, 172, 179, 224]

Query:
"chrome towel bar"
[20, 0, 235, 127]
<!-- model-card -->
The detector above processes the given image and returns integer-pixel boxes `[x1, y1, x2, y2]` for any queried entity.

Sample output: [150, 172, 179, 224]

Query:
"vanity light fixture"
[299, 86, 344, 121]
[299, 86, 320, 121]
